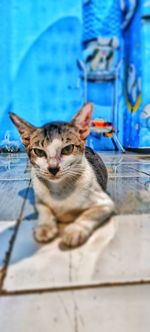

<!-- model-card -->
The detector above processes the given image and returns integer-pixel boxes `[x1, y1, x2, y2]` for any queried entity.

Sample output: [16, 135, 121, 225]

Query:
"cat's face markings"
[9, 102, 93, 181]
[47, 138, 61, 157]
[29, 131, 82, 180]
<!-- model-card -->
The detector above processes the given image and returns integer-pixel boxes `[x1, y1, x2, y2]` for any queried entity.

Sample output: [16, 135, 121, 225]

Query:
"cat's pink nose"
[48, 167, 60, 176]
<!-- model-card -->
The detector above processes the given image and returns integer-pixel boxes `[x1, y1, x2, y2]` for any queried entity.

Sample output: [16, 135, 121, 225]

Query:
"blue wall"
[123, 0, 150, 149]
[0, 0, 83, 151]
[0, 0, 150, 151]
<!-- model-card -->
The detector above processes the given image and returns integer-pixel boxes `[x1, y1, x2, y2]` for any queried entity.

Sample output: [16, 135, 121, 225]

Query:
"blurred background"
[0, 0, 150, 152]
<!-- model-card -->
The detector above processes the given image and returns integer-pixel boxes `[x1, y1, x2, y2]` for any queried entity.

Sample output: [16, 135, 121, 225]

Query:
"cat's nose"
[48, 167, 60, 176]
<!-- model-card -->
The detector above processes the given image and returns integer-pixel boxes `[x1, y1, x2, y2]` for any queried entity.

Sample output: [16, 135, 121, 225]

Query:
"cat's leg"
[62, 193, 115, 248]
[33, 202, 58, 243]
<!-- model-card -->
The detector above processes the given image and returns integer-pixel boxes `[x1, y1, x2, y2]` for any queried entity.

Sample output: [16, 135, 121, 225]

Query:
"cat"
[9, 103, 115, 248]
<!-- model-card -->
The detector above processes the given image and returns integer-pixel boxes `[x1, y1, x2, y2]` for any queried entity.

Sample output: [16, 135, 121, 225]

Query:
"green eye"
[61, 144, 74, 155]
[33, 148, 47, 158]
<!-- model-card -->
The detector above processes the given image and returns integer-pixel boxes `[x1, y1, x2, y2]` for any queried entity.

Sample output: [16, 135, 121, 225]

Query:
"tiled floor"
[0, 152, 150, 331]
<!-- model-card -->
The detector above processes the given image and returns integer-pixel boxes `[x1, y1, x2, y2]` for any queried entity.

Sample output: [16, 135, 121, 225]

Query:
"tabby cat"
[9, 103, 115, 248]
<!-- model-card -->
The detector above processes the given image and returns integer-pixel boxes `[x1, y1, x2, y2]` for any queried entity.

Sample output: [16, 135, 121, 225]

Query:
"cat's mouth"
[35, 165, 83, 181]
[48, 174, 63, 181]
[35, 169, 65, 181]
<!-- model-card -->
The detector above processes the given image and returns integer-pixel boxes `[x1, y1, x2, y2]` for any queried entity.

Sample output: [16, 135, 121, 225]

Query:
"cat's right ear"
[9, 112, 36, 147]
[72, 102, 93, 140]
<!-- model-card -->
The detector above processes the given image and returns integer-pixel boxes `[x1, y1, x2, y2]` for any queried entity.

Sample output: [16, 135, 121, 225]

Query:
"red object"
[91, 119, 113, 129]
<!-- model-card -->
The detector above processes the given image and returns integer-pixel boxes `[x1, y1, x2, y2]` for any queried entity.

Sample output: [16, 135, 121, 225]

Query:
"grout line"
[0, 180, 31, 291]
[0, 279, 150, 297]
[0, 178, 30, 181]
[108, 175, 149, 178]
[105, 162, 150, 165]
[128, 166, 150, 177]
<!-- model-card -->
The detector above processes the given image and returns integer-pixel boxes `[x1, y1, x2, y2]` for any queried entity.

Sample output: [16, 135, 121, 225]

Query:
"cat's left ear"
[72, 102, 93, 140]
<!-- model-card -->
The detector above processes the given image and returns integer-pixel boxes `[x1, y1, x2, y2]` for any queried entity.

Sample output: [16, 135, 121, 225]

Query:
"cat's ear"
[9, 112, 36, 147]
[72, 102, 93, 140]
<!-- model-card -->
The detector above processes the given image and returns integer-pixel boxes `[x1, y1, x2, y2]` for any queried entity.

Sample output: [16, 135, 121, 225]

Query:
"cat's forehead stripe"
[43, 122, 71, 138]
[46, 138, 62, 157]
[30, 122, 81, 149]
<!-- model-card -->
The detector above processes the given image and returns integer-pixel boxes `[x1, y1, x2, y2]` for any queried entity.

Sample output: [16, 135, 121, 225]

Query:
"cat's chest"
[33, 172, 101, 223]
[40, 184, 91, 222]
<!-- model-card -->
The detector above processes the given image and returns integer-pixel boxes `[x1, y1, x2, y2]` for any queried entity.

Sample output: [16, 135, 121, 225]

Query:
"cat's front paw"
[62, 224, 89, 248]
[33, 224, 58, 243]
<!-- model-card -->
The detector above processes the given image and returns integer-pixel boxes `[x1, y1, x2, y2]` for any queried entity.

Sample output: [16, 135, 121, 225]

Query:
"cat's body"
[32, 147, 109, 224]
[10, 103, 115, 248]
[85, 147, 107, 191]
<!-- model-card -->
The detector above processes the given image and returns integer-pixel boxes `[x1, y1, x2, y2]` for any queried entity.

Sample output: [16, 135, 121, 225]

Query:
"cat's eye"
[33, 148, 47, 158]
[61, 144, 74, 155]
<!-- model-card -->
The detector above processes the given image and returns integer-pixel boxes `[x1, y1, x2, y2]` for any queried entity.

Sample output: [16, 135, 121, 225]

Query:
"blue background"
[0, 0, 150, 151]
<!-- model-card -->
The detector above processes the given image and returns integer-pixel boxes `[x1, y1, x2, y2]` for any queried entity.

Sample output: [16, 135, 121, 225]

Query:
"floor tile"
[0, 222, 16, 270]
[2, 217, 116, 291]
[0, 153, 27, 159]
[2, 214, 150, 291]
[108, 177, 150, 214]
[94, 214, 150, 282]
[99, 152, 150, 177]
[0, 154, 30, 180]
[135, 154, 150, 162]
[21, 185, 36, 221]
[0, 285, 150, 332]
[0, 153, 27, 164]
[107, 164, 149, 177]
[128, 164, 150, 176]
[0, 180, 30, 220]
[99, 152, 150, 163]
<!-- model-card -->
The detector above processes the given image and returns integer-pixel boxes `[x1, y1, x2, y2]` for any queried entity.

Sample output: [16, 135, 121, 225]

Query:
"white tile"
[3, 217, 117, 291]
[3, 214, 150, 291]
[128, 164, 150, 176]
[108, 177, 150, 214]
[0, 153, 27, 159]
[0, 156, 30, 180]
[21, 186, 36, 221]
[0, 180, 30, 220]
[99, 152, 150, 164]
[0, 285, 150, 332]
[94, 214, 150, 282]
[107, 164, 149, 177]
[0, 222, 16, 269]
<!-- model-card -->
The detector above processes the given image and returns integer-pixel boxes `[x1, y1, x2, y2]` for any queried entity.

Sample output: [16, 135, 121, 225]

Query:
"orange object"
[104, 131, 114, 137]
[92, 119, 113, 129]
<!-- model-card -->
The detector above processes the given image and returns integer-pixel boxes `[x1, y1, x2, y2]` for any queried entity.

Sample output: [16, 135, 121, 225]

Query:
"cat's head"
[9, 103, 93, 181]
